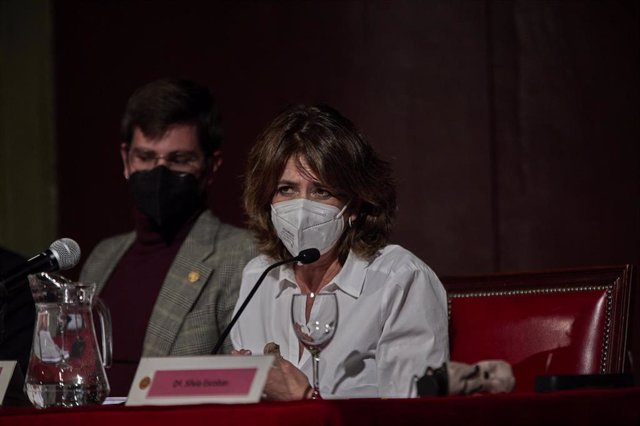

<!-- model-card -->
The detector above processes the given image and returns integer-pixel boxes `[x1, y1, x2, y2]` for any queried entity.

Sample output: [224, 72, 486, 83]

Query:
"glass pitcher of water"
[25, 272, 112, 408]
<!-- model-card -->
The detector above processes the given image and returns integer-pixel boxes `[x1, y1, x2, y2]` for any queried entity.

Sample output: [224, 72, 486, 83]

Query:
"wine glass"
[291, 292, 338, 399]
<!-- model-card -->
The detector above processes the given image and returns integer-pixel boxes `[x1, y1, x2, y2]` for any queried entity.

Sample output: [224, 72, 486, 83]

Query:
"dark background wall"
[53, 0, 639, 277]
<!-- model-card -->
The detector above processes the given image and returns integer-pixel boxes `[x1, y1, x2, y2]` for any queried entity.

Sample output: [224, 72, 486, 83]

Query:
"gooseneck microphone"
[211, 248, 320, 354]
[0, 238, 81, 294]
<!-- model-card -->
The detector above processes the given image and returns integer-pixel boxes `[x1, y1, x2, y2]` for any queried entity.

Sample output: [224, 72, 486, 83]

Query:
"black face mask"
[129, 166, 202, 229]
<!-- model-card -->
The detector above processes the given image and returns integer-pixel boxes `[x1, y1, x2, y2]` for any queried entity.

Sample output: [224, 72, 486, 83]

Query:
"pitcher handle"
[94, 296, 113, 368]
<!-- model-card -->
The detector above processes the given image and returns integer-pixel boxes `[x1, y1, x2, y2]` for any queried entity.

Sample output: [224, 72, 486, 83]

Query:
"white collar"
[276, 250, 368, 299]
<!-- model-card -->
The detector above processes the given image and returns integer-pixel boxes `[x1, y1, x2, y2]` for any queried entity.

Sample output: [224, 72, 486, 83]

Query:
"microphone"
[0, 238, 81, 293]
[211, 248, 320, 354]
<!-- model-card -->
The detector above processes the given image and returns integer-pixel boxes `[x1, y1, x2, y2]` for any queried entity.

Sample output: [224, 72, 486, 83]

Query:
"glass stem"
[310, 349, 321, 399]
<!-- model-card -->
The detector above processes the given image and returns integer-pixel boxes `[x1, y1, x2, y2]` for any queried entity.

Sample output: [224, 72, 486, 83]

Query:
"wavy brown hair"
[243, 104, 396, 263]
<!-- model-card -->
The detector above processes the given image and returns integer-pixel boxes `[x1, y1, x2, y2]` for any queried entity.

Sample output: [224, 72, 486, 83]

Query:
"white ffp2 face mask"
[271, 198, 348, 257]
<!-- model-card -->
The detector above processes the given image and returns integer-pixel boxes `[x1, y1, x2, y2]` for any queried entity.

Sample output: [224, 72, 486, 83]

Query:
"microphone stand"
[211, 248, 320, 354]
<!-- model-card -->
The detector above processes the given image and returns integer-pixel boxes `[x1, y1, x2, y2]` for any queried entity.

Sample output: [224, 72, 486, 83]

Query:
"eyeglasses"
[128, 148, 203, 173]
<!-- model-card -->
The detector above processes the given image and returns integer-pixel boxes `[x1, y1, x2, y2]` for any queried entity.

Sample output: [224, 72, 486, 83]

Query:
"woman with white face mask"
[231, 104, 449, 399]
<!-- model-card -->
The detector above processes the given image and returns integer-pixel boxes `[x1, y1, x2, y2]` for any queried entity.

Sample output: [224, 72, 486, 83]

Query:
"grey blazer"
[79, 210, 257, 355]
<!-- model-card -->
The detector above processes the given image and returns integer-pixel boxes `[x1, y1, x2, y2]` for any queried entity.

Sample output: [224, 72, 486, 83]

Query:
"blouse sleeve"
[229, 263, 255, 351]
[375, 265, 449, 397]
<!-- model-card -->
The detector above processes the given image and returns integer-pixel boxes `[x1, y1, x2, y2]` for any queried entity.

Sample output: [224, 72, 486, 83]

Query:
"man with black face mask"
[79, 79, 256, 396]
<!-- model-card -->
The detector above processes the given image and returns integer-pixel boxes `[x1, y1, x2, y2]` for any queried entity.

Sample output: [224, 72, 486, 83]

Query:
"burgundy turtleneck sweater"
[99, 208, 202, 396]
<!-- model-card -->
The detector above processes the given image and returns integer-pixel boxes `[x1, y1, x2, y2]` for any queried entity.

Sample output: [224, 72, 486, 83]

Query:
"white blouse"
[230, 244, 449, 398]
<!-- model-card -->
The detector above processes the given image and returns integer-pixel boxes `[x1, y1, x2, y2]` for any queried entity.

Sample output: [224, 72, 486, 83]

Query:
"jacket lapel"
[141, 211, 220, 356]
[81, 232, 136, 294]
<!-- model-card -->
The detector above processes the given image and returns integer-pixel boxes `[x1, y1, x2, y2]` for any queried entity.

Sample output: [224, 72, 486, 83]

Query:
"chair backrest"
[442, 265, 635, 392]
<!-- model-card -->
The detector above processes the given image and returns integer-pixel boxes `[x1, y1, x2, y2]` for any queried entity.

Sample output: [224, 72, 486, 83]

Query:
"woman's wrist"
[302, 384, 313, 400]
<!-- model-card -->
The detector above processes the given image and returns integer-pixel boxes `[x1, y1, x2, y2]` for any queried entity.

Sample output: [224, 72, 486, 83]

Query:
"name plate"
[126, 355, 273, 406]
[0, 361, 17, 406]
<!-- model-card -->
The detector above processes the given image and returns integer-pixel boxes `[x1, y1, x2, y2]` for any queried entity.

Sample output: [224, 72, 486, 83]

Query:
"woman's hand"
[232, 343, 311, 400]
[263, 355, 311, 401]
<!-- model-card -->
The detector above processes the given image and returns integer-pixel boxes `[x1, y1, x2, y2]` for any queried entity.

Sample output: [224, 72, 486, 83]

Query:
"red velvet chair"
[442, 265, 635, 392]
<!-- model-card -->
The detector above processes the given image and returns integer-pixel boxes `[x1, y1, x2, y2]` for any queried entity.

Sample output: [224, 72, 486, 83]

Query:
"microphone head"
[49, 238, 81, 270]
[296, 248, 320, 264]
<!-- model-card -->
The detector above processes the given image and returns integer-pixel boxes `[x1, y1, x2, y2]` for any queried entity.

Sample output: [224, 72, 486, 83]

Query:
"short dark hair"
[243, 104, 397, 262]
[120, 79, 222, 156]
